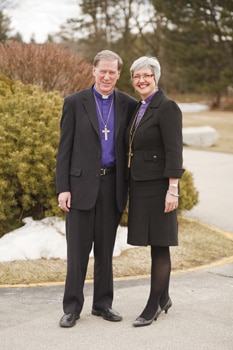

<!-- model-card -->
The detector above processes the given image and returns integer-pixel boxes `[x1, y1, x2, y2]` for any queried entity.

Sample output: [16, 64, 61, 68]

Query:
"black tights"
[140, 246, 171, 320]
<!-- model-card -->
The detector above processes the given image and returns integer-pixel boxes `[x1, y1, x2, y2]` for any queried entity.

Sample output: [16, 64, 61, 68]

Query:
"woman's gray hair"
[130, 56, 161, 85]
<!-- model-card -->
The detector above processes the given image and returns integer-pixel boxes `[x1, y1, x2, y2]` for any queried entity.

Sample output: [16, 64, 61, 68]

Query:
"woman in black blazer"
[126, 56, 184, 327]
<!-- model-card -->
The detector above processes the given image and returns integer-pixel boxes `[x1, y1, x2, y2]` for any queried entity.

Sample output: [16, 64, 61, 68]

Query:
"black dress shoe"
[133, 306, 161, 327]
[92, 307, 122, 322]
[59, 313, 80, 328]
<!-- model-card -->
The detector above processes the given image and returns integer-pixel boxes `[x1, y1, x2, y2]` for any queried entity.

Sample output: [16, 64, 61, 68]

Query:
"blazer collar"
[148, 88, 165, 108]
[137, 89, 165, 127]
[114, 90, 127, 138]
[83, 87, 99, 136]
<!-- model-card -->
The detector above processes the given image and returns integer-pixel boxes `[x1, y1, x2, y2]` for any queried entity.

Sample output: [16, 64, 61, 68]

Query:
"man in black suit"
[56, 50, 137, 327]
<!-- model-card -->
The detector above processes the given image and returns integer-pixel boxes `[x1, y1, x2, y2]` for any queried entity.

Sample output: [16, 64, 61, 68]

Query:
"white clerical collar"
[141, 89, 159, 105]
[94, 85, 113, 99]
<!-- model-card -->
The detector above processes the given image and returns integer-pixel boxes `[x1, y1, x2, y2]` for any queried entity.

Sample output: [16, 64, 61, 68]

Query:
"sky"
[4, 0, 80, 43]
[4, 0, 154, 43]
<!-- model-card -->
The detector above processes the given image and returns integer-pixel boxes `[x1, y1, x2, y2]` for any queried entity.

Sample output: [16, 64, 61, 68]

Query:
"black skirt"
[127, 178, 178, 247]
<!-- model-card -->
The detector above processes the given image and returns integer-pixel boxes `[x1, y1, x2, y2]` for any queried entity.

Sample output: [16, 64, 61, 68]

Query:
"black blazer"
[126, 89, 184, 181]
[56, 86, 137, 212]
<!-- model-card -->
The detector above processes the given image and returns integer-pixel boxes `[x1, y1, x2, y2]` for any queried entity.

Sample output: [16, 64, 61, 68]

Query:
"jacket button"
[153, 155, 157, 159]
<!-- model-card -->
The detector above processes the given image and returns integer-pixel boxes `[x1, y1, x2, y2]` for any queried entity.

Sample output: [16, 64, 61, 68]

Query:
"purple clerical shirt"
[93, 86, 115, 167]
[135, 90, 158, 127]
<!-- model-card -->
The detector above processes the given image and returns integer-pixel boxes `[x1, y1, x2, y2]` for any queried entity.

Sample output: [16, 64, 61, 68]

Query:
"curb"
[1, 219, 232, 289]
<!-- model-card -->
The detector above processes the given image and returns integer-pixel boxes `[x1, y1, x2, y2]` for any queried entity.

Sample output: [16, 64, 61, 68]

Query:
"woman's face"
[132, 67, 157, 100]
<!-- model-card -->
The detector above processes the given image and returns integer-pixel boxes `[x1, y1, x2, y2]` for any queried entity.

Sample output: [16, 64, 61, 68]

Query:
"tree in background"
[0, 42, 94, 96]
[0, 10, 12, 41]
[0, 0, 22, 42]
[1, 0, 232, 105]
[54, 0, 157, 94]
[52, 0, 232, 106]
[55, 0, 152, 54]
[152, 0, 233, 107]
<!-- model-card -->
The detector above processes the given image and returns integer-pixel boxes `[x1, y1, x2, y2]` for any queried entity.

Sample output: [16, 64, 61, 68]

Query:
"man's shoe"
[59, 313, 80, 328]
[92, 307, 122, 322]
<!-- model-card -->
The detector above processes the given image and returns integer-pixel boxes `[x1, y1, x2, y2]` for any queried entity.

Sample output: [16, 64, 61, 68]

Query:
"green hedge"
[0, 75, 63, 236]
[0, 75, 199, 237]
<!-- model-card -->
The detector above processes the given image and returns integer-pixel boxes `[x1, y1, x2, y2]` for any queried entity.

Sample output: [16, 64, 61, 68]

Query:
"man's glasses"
[132, 74, 154, 81]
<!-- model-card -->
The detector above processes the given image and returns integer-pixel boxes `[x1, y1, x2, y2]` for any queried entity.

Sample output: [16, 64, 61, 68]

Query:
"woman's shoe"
[160, 298, 172, 314]
[132, 306, 161, 327]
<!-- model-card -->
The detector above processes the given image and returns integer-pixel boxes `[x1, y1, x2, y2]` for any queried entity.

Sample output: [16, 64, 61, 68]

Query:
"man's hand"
[58, 192, 71, 212]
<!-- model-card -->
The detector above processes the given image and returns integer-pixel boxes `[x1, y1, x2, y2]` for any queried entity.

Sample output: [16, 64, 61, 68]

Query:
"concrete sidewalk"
[1, 261, 233, 350]
[183, 149, 233, 234]
[1, 149, 233, 350]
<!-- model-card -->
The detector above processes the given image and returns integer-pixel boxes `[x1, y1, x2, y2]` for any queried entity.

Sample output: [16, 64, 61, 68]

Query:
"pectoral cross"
[127, 146, 133, 168]
[102, 126, 110, 141]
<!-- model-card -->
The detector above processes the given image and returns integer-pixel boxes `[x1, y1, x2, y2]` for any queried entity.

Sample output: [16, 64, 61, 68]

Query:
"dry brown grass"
[0, 217, 232, 286]
[183, 110, 233, 154]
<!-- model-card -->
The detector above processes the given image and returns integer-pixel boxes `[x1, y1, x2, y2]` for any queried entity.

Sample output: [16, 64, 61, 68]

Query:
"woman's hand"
[164, 190, 179, 213]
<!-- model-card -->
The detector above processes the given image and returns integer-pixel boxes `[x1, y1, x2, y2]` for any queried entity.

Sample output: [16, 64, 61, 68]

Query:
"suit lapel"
[83, 87, 100, 136]
[137, 89, 165, 128]
[114, 90, 125, 139]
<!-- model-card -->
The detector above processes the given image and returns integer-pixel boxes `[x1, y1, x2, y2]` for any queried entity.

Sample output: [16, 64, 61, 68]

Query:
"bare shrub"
[0, 41, 94, 96]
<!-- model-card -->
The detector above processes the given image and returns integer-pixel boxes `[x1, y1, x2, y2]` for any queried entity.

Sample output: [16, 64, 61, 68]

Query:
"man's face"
[93, 59, 120, 95]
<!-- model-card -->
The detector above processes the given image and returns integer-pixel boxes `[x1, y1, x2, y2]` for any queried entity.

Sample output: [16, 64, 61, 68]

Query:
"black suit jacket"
[127, 89, 184, 181]
[56, 86, 137, 212]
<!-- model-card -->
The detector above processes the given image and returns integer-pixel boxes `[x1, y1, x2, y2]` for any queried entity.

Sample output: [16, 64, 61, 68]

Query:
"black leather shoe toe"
[92, 307, 122, 322]
[59, 313, 80, 328]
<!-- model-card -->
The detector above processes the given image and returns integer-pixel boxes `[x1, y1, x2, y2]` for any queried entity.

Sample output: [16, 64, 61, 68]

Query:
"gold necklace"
[127, 109, 142, 168]
[128, 91, 158, 166]
[94, 94, 114, 141]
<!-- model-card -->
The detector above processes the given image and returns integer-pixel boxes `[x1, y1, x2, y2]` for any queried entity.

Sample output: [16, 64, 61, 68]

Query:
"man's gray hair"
[93, 50, 123, 71]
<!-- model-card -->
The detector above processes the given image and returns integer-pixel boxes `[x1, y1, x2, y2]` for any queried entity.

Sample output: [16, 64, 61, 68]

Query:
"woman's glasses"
[132, 74, 154, 81]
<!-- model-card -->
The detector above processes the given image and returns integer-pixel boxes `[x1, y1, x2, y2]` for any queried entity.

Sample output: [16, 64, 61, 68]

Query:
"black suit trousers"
[63, 172, 121, 315]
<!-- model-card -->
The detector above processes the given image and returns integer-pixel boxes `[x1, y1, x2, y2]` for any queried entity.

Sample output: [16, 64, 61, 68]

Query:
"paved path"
[183, 149, 233, 234]
[1, 262, 233, 350]
[0, 149, 233, 350]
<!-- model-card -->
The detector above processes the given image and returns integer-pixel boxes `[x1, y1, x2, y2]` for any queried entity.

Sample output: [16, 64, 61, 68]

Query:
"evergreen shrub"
[0, 75, 63, 236]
